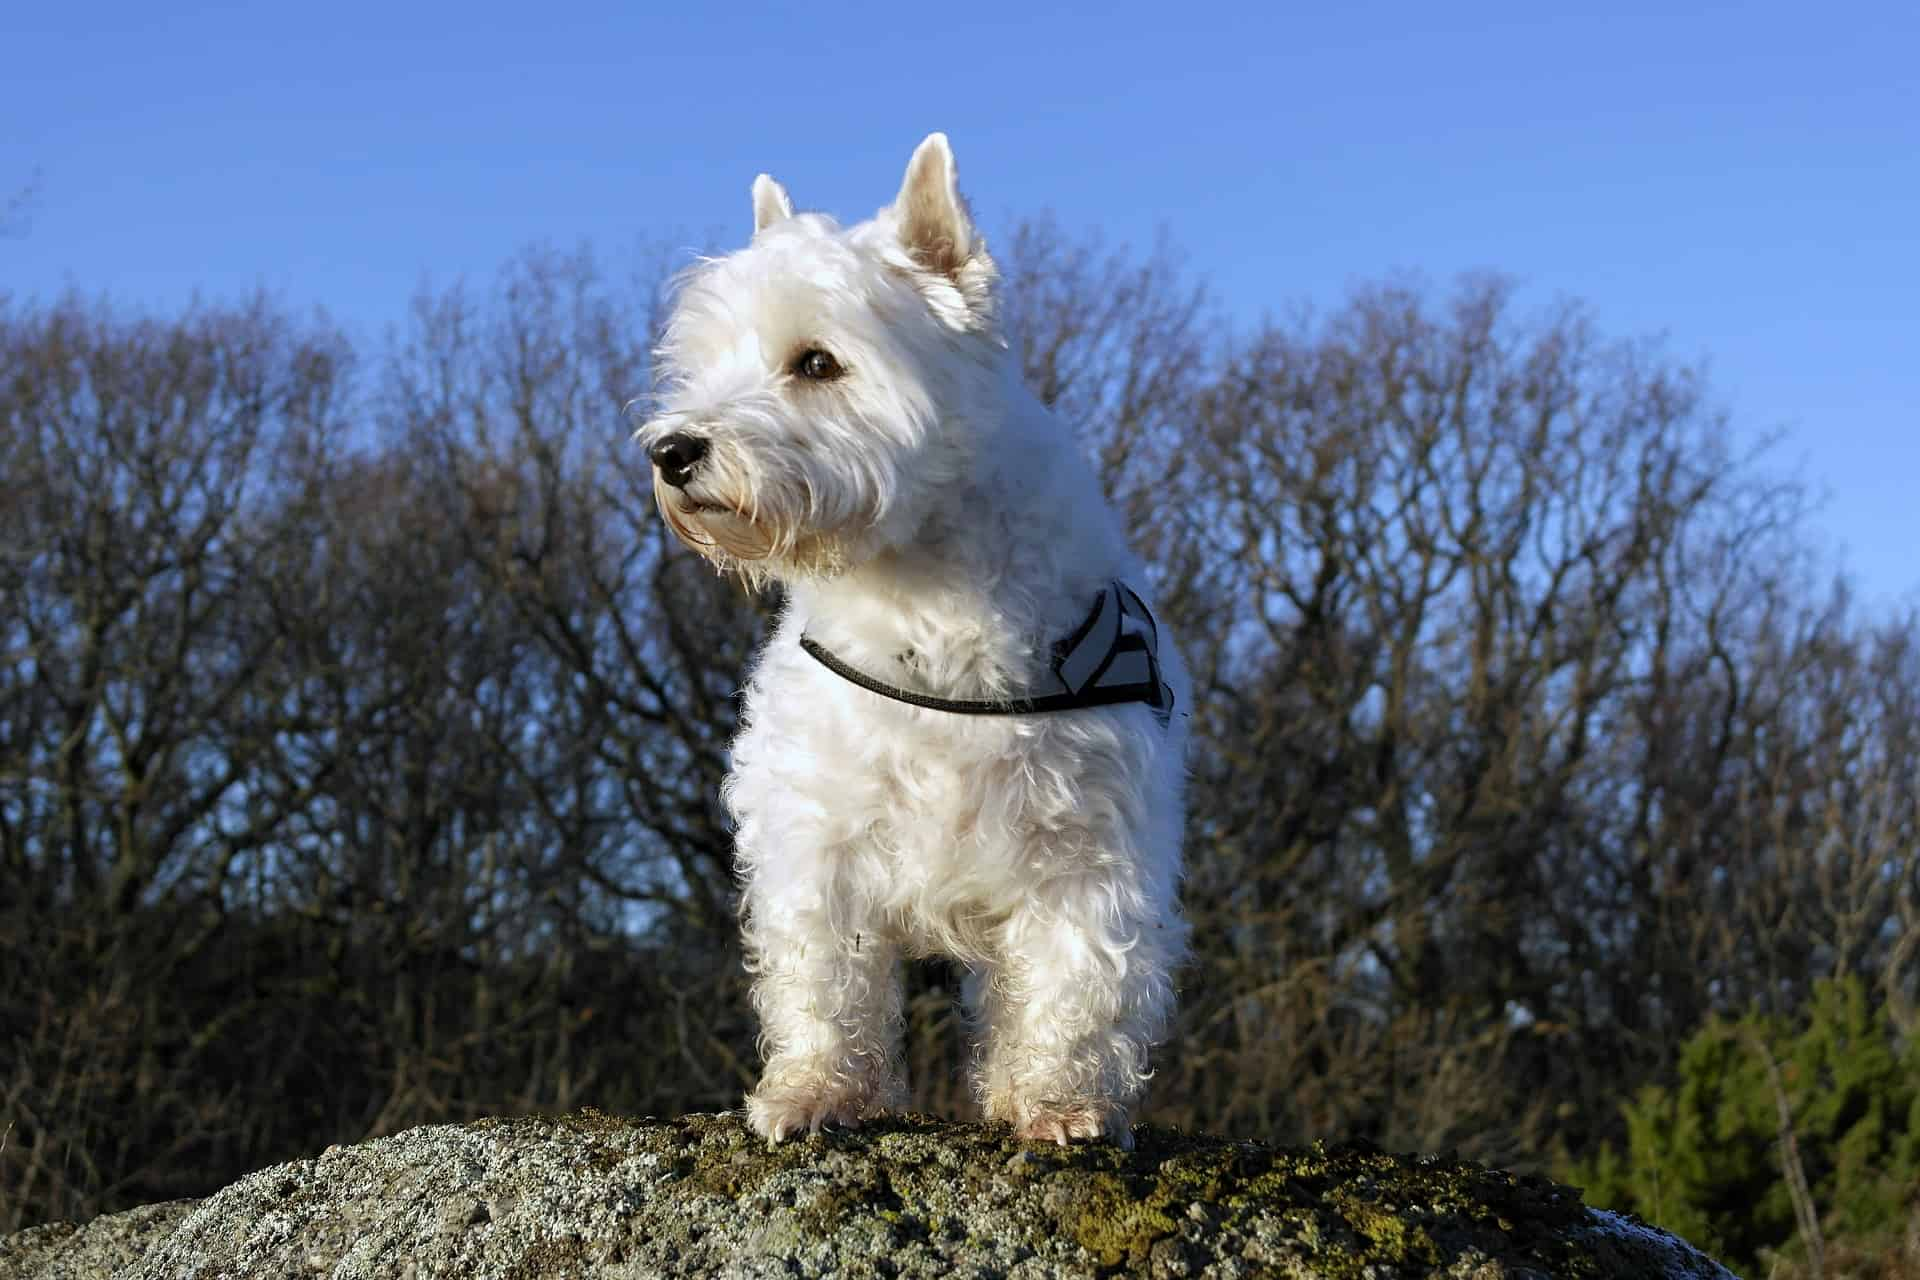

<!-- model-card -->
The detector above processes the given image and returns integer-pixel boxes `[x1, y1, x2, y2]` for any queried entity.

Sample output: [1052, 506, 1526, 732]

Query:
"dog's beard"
[651, 468, 853, 584]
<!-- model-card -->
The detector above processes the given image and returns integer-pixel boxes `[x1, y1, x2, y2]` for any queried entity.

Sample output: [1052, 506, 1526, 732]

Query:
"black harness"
[798, 580, 1174, 725]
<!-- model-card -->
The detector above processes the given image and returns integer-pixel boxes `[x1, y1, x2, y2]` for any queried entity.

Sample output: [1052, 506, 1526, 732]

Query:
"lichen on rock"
[0, 1110, 1739, 1279]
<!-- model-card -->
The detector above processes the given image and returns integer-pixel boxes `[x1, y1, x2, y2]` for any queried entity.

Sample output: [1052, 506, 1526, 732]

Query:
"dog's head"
[635, 133, 1005, 583]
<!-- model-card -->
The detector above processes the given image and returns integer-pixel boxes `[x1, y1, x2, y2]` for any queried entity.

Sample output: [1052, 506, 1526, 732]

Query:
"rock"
[0, 1201, 197, 1280]
[0, 1111, 1739, 1279]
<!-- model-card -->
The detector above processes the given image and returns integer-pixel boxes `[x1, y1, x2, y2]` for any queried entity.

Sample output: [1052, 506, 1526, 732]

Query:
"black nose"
[649, 433, 708, 488]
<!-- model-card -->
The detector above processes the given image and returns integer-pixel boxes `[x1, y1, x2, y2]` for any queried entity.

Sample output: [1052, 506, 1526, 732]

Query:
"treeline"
[3, 227, 1915, 1273]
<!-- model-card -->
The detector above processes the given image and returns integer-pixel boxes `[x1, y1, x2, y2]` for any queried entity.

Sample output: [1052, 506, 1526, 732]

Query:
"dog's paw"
[746, 1083, 875, 1144]
[1014, 1101, 1135, 1150]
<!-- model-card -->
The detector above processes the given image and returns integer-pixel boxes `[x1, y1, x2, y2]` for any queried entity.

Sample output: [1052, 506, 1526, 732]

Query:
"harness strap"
[798, 580, 1174, 725]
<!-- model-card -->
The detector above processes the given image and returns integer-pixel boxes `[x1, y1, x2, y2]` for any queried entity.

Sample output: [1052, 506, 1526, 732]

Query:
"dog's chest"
[746, 643, 1044, 843]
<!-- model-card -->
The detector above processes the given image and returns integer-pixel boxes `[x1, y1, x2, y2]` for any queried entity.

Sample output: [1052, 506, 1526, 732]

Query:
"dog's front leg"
[973, 871, 1180, 1150]
[740, 870, 906, 1143]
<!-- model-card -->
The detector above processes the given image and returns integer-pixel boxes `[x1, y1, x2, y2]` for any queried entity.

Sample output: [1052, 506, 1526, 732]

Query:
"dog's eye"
[792, 348, 844, 381]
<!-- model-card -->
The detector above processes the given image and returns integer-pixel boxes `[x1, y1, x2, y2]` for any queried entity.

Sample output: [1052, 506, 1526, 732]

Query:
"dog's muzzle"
[649, 432, 708, 488]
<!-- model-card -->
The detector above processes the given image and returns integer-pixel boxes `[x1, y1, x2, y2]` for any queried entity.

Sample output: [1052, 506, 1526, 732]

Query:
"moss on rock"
[0, 1111, 1738, 1279]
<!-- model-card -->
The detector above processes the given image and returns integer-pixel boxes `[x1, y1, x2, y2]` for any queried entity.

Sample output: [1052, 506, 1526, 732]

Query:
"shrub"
[1569, 977, 1920, 1274]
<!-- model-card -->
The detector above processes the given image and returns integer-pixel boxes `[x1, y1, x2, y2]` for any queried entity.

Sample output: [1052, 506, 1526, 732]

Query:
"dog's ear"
[893, 133, 980, 275]
[891, 133, 997, 318]
[752, 174, 794, 235]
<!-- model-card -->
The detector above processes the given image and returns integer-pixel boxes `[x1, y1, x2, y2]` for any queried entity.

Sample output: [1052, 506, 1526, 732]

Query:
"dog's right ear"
[890, 133, 998, 325]
[752, 174, 794, 235]
[892, 133, 976, 279]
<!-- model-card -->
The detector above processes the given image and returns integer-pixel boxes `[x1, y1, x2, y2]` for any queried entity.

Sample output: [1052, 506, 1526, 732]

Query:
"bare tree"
[5, 233, 1915, 1233]
[1135, 275, 1914, 1164]
[0, 293, 353, 1222]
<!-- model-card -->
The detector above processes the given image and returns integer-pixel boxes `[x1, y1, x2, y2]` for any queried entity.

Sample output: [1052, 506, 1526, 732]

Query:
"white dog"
[635, 134, 1189, 1147]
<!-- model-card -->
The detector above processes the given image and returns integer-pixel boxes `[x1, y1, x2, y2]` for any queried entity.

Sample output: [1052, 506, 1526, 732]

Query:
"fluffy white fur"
[634, 134, 1190, 1148]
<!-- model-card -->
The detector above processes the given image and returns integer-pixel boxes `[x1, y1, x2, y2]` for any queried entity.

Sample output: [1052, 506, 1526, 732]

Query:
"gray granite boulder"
[0, 1202, 198, 1280]
[0, 1110, 1737, 1278]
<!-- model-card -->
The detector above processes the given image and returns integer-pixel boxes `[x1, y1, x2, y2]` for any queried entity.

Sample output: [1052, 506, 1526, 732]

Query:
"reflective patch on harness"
[1055, 586, 1121, 694]
[1050, 580, 1172, 719]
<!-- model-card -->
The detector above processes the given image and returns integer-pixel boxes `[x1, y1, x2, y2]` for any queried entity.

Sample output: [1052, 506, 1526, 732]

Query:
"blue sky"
[6, 0, 1916, 610]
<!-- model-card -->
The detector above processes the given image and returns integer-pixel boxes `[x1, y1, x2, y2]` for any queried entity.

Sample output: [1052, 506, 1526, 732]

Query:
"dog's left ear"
[753, 174, 794, 235]
[892, 133, 997, 316]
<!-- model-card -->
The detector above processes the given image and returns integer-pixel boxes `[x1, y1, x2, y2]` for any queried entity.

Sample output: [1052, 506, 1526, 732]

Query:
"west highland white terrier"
[635, 133, 1190, 1147]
